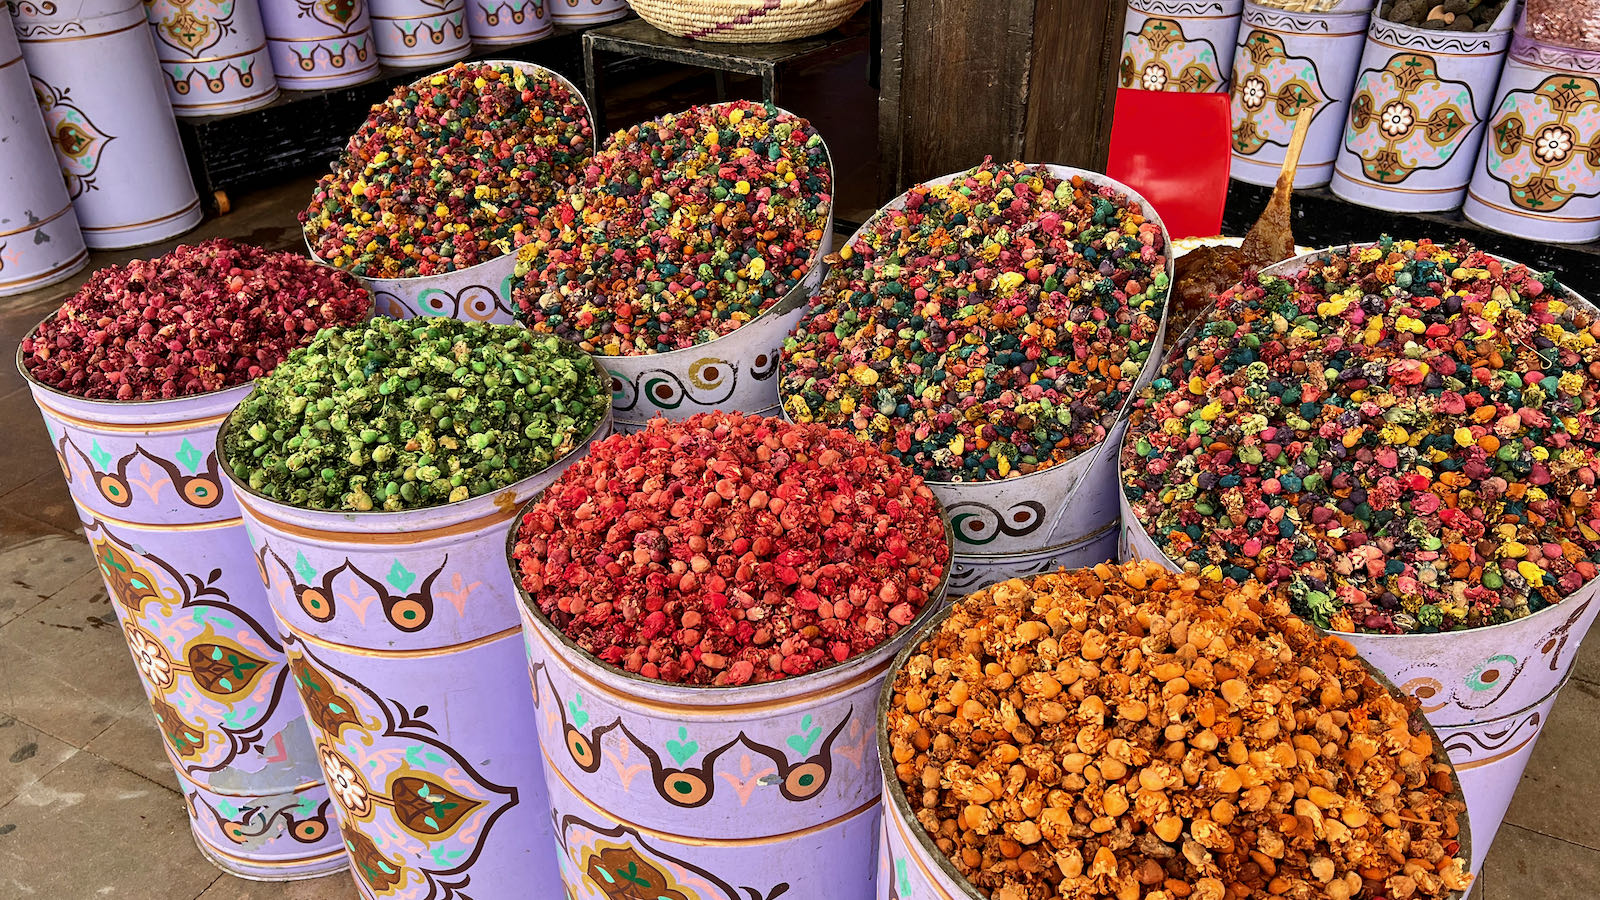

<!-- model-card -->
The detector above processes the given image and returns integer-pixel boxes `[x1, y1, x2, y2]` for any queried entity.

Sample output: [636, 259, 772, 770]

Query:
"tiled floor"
[3, 52, 1599, 899]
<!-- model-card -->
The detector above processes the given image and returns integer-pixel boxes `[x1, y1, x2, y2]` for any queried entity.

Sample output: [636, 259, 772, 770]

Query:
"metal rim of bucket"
[507, 477, 956, 707]
[215, 337, 615, 524]
[1120, 240, 1600, 644]
[513, 100, 837, 369]
[774, 162, 1175, 493]
[873, 579, 1476, 900]
[303, 59, 595, 285]
[14, 271, 376, 417]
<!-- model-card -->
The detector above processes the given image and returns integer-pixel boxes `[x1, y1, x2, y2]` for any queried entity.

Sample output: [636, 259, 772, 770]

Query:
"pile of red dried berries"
[20, 239, 371, 401]
[888, 563, 1472, 900]
[513, 411, 950, 686]
[512, 101, 832, 356]
[301, 62, 593, 279]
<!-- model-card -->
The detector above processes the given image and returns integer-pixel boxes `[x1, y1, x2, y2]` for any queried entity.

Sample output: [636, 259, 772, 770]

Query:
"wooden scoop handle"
[1276, 106, 1314, 192]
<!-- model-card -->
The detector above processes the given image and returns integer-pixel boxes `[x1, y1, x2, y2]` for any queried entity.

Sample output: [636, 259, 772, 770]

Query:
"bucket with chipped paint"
[1229, 1, 1373, 189]
[782, 164, 1171, 596]
[1462, 29, 1600, 243]
[1120, 0, 1244, 94]
[873, 595, 1475, 899]
[559, 103, 831, 432]
[0, 24, 87, 297]
[466, 0, 552, 46]
[258, 0, 379, 90]
[219, 382, 611, 899]
[1331, 5, 1516, 212]
[9, 0, 203, 249]
[547, 0, 627, 25]
[309, 61, 591, 325]
[144, 0, 279, 116]
[1117, 244, 1600, 875]
[367, 0, 468, 68]
[16, 326, 349, 881]
[513, 510, 952, 900]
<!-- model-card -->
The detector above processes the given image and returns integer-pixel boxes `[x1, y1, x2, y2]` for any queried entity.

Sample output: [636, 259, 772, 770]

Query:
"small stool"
[582, 10, 870, 131]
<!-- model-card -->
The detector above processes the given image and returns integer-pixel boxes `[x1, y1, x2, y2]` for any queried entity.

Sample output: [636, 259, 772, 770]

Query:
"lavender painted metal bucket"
[1229, 1, 1373, 189]
[873, 597, 1475, 898]
[1462, 30, 1600, 243]
[16, 333, 347, 881]
[144, 0, 280, 116]
[0, 25, 87, 297]
[547, 0, 627, 25]
[1120, 0, 1245, 94]
[466, 0, 551, 46]
[221, 388, 612, 900]
[1331, 5, 1516, 213]
[10, 0, 203, 249]
[779, 164, 1172, 596]
[258, 0, 378, 90]
[309, 61, 591, 325]
[1115, 244, 1600, 875]
[513, 515, 952, 900]
[367, 0, 469, 68]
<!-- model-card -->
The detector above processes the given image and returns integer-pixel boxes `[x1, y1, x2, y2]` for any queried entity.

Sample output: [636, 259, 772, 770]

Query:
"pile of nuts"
[886, 562, 1472, 900]
[1379, 0, 1509, 31]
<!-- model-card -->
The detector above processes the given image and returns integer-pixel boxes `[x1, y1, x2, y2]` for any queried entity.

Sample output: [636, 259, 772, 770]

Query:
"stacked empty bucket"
[548, 0, 628, 24]
[16, 241, 373, 879]
[0, 22, 87, 297]
[367, 0, 469, 67]
[466, 0, 552, 46]
[1121, 0, 1245, 93]
[9, 0, 202, 248]
[259, 0, 379, 89]
[144, 0, 280, 116]
[780, 160, 1171, 593]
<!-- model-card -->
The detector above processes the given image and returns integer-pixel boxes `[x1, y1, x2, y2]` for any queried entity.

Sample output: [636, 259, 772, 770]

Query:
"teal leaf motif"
[665, 726, 698, 765]
[175, 438, 203, 474]
[90, 440, 112, 469]
[387, 560, 416, 592]
[294, 551, 317, 582]
[786, 714, 823, 756]
[567, 693, 589, 728]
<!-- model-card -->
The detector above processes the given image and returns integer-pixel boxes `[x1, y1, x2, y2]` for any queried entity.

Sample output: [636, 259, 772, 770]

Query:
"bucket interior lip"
[507, 485, 956, 701]
[873, 589, 1475, 898]
[519, 101, 837, 366]
[215, 342, 615, 522]
[303, 59, 596, 283]
[1121, 239, 1595, 643]
[775, 161, 1174, 491]
[15, 276, 377, 410]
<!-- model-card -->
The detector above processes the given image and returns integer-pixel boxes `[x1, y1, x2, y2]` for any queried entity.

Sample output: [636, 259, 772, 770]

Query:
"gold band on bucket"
[277, 612, 523, 659]
[241, 499, 521, 545]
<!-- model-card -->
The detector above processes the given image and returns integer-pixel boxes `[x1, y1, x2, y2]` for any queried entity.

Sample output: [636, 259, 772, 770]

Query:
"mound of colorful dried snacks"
[301, 62, 592, 279]
[1123, 238, 1600, 634]
[511, 101, 832, 356]
[887, 563, 1472, 900]
[513, 411, 949, 686]
[21, 239, 371, 401]
[224, 318, 607, 512]
[780, 159, 1169, 484]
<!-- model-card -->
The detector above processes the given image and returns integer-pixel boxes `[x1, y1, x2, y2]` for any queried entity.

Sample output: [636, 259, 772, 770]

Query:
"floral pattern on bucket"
[1347, 53, 1478, 183]
[1121, 17, 1225, 93]
[1484, 73, 1600, 213]
[562, 819, 793, 900]
[286, 641, 519, 899]
[1230, 29, 1329, 156]
[87, 518, 303, 774]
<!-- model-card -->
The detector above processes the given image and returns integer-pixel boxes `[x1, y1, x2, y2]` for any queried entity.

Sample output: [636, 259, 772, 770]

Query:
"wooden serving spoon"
[1241, 105, 1314, 265]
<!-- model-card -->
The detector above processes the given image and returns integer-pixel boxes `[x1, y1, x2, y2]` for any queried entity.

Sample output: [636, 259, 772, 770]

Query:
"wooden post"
[877, 0, 1125, 201]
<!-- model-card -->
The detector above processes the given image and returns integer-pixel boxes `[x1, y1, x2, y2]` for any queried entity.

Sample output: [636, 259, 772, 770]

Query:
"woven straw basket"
[630, 0, 865, 42]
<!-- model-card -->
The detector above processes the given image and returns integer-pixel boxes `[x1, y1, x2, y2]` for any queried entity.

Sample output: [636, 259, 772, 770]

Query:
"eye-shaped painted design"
[257, 546, 450, 632]
[32, 79, 115, 199]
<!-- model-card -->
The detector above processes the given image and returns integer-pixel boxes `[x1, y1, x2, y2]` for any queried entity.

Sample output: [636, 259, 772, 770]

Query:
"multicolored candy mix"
[1124, 238, 1600, 634]
[301, 62, 592, 279]
[780, 159, 1168, 483]
[511, 101, 832, 356]
[21, 239, 371, 401]
[513, 412, 950, 686]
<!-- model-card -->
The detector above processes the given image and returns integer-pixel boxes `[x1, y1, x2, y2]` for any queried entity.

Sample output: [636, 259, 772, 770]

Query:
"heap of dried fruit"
[21, 239, 372, 401]
[514, 411, 950, 686]
[887, 562, 1472, 900]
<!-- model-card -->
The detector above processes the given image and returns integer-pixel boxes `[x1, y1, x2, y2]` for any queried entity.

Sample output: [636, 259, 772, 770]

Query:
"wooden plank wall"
[877, 0, 1124, 201]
